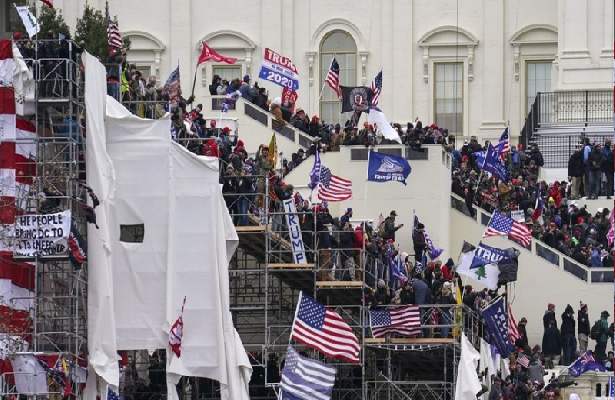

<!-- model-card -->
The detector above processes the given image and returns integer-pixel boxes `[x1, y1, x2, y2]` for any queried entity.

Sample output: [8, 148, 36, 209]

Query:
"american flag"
[371, 70, 382, 106]
[317, 166, 352, 202]
[162, 66, 181, 106]
[107, 20, 123, 50]
[516, 353, 530, 368]
[370, 305, 421, 338]
[496, 128, 510, 161]
[325, 58, 341, 98]
[291, 292, 360, 363]
[508, 303, 521, 344]
[107, 388, 120, 400]
[608, 208, 614, 247]
[483, 211, 532, 247]
[280, 345, 336, 400]
[169, 296, 186, 357]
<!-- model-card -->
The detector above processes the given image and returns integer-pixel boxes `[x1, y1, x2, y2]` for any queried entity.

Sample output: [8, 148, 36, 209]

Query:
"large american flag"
[495, 128, 510, 161]
[370, 70, 382, 106]
[291, 293, 360, 363]
[325, 58, 341, 98]
[107, 20, 123, 50]
[317, 166, 352, 202]
[280, 345, 336, 400]
[162, 66, 181, 106]
[370, 305, 420, 338]
[483, 211, 532, 247]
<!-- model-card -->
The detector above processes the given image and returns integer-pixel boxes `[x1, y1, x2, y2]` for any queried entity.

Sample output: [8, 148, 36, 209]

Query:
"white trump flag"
[14, 6, 40, 39]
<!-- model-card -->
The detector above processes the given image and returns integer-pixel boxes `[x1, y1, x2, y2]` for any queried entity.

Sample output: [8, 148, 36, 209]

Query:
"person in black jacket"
[560, 304, 576, 364]
[568, 149, 584, 199]
[577, 303, 590, 352]
[209, 75, 221, 95]
[587, 144, 604, 199]
[543, 303, 557, 330]
[601, 140, 613, 198]
[542, 320, 562, 368]
[516, 317, 529, 352]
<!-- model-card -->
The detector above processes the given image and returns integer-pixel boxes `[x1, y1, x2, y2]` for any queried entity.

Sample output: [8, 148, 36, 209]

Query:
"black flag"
[340, 86, 372, 113]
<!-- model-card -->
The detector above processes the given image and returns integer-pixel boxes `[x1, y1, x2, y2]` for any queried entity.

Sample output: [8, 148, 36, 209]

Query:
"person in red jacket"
[201, 138, 219, 158]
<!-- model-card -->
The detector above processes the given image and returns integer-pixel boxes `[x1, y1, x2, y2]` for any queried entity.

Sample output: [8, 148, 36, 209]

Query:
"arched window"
[320, 31, 357, 125]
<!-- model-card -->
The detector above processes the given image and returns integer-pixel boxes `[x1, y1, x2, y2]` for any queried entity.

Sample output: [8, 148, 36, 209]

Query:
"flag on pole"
[481, 297, 513, 358]
[483, 211, 532, 247]
[413, 216, 443, 259]
[290, 292, 360, 363]
[456, 242, 500, 290]
[267, 132, 277, 170]
[568, 351, 606, 377]
[495, 128, 510, 161]
[308, 151, 352, 202]
[162, 66, 181, 106]
[531, 197, 544, 222]
[483, 144, 509, 182]
[366, 108, 402, 144]
[369, 305, 420, 338]
[516, 353, 530, 368]
[169, 296, 186, 357]
[370, 70, 382, 106]
[324, 58, 341, 98]
[197, 42, 237, 65]
[508, 303, 521, 345]
[107, 20, 123, 50]
[608, 208, 614, 247]
[14, 6, 40, 39]
[280, 345, 336, 400]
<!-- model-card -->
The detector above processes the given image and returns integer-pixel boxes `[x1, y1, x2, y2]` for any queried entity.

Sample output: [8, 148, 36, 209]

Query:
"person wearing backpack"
[592, 310, 610, 361]
[587, 144, 604, 199]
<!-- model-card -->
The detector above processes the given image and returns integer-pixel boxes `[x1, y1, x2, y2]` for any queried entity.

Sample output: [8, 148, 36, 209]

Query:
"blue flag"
[568, 351, 606, 377]
[481, 297, 513, 358]
[482, 144, 509, 182]
[475, 243, 511, 265]
[367, 150, 411, 185]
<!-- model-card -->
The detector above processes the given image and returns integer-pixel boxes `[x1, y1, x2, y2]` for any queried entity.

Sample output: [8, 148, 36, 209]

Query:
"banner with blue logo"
[475, 243, 511, 265]
[481, 297, 513, 358]
[258, 48, 300, 90]
[367, 151, 411, 185]
[482, 144, 509, 182]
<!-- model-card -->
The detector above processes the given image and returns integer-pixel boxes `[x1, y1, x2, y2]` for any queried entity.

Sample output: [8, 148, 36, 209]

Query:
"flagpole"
[190, 62, 198, 100]
[318, 59, 333, 101]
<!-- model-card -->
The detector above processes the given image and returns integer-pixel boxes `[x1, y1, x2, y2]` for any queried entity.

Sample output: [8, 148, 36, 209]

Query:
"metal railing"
[533, 90, 613, 127]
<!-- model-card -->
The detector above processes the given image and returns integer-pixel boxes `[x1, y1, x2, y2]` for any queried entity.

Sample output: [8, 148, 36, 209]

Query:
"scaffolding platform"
[315, 280, 364, 304]
[364, 337, 457, 345]
[267, 263, 315, 292]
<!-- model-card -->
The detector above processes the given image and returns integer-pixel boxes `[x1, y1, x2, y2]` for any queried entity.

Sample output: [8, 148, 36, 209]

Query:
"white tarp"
[455, 333, 482, 399]
[84, 52, 251, 400]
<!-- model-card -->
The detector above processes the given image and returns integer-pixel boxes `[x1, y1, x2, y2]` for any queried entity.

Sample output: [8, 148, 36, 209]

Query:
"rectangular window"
[526, 61, 552, 112]
[120, 224, 145, 243]
[212, 65, 242, 83]
[434, 62, 463, 135]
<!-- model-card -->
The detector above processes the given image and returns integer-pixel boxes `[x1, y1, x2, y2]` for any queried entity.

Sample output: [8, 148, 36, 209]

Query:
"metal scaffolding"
[0, 39, 88, 398]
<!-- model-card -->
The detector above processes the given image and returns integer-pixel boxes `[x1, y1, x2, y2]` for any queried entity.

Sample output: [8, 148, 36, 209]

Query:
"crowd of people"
[451, 138, 613, 268]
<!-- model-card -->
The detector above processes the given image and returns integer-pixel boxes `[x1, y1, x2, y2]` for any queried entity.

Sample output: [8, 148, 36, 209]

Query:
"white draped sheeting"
[84, 52, 251, 400]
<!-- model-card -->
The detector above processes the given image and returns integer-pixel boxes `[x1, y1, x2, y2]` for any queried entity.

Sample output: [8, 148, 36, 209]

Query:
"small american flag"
[483, 211, 532, 247]
[371, 70, 382, 106]
[291, 292, 360, 363]
[496, 128, 510, 161]
[325, 58, 341, 98]
[280, 345, 336, 400]
[169, 296, 186, 358]
[370, 305, 420, 338]
[162, 66, 181, 106]
[508, 304, 521, 344]
[107, 388, 120, 400]
[608, 208, 614, 247]
[317, 166, 352, 202]
[107, 20, 123, 50]
[516, 353, 530, 368]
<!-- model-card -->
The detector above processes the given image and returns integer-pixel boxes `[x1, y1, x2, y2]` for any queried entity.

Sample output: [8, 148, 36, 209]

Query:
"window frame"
[524, 59, 553, 115]
[432, 61, 464, 136]
[212, 65, 242, 83]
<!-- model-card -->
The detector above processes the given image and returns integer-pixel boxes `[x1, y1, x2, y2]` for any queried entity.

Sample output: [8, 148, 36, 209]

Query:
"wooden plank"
[236, 225, 266, 233]
[315, 281, 363, 288]
[364, 338, 456, 345]
[269, 263, 314, 269]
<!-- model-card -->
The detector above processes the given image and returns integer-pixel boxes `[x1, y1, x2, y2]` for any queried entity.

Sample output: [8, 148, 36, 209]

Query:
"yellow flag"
[268, 132, 277, 168]
[453, 284, 463, 337]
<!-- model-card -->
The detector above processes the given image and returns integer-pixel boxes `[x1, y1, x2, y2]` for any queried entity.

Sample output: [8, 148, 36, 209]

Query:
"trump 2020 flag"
[280, 345, 336, 400]
[568, 351, 606, 377]
[482, 144, 509, 182]
[367, 150, 411, 184]
[480, 297, 513, 358]
[456, 242, 500, 290]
